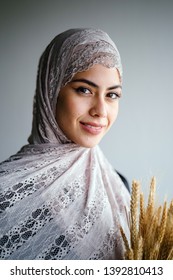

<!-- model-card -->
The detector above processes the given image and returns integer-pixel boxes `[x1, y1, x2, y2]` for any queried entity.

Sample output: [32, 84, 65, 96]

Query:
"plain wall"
[0, 0, 173, 202]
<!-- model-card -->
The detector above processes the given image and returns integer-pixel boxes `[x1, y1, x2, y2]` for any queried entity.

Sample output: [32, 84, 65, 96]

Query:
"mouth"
[80, 122, 106, 135]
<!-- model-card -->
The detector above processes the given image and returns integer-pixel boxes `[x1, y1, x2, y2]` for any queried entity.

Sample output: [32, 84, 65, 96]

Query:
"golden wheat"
[120, 177, 173, 260]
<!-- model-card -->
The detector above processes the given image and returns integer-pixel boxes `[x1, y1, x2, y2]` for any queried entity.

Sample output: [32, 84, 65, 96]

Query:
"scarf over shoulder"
[0, 28, 130, 260]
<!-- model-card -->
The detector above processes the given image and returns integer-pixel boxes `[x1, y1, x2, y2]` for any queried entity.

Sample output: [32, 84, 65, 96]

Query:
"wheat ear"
[130, 180, 140, 259]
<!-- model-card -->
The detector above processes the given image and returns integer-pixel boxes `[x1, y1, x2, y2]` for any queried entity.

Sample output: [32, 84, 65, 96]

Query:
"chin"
[74, 132, 107, 148]
[82, 143, 98, 148]
[76, 138, 102, 148]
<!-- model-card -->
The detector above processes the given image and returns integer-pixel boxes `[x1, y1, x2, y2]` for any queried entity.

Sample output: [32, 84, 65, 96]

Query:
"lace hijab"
[0, 28, 130, 260]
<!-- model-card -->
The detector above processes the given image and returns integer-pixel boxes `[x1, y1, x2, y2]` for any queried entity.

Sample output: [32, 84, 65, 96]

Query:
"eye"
[75, 86, 92, 95]
[107, 92, 121, 100]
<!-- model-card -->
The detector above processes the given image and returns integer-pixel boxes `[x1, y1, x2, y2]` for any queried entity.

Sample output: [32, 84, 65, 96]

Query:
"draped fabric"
[0, 28, 130, 259]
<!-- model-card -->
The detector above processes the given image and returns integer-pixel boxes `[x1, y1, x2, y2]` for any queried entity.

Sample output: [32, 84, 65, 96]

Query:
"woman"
[0, 28, 130, 260]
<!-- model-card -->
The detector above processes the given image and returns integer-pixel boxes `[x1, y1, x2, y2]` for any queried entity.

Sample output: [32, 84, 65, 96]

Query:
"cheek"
[57, 96, 89, 121]
[109, 104, 119, 124]
[58, 96, 74, 117]
[71, 96, 92, 118]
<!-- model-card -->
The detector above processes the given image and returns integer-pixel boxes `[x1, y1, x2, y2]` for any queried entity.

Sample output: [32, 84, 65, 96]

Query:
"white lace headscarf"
[28, 28, 122, 144]
[0, 28, 129, 260]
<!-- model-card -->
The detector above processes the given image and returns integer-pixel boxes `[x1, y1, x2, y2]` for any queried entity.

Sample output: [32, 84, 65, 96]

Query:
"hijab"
[0, 28, 129, 260]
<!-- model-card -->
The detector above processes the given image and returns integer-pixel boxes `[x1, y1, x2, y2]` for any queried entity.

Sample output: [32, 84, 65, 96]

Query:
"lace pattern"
[0, 145, 130, 259]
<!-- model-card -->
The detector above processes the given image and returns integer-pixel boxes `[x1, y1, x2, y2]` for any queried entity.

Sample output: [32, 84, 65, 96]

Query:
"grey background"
[0, 0, 173, 202]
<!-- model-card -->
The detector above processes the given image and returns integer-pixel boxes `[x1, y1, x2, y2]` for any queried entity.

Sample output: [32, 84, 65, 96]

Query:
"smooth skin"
[56, 64, 122, 148]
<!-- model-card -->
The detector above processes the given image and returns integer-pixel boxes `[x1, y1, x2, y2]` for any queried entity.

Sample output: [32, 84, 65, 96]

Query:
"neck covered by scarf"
[0, 28, 130, 260]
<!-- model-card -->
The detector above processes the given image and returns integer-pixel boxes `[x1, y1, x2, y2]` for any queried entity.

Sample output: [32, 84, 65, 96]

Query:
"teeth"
[85, 124, 101, 129]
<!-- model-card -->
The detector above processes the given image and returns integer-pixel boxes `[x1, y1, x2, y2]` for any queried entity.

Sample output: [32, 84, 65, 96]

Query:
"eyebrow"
[70, 78, 122, 91]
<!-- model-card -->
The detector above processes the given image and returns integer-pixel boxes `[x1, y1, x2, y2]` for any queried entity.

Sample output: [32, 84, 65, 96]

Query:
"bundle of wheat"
[120, 177, 173, 260]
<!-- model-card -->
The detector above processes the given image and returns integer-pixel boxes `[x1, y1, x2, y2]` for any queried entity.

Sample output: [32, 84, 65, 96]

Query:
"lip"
[80, 121, 106, 135]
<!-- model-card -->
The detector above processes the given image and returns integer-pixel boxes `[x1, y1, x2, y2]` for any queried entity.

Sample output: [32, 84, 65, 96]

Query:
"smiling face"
[55, 64, 122, 148]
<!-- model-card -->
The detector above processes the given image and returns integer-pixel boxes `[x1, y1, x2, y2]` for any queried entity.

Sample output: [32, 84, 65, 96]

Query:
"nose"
[89, 97, 107, 118]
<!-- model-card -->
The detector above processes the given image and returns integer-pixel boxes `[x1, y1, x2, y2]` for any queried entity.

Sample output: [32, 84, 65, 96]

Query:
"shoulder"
[116, 170, 130, 193]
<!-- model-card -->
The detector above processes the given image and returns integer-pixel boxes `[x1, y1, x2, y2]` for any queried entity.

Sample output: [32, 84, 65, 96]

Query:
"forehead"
[72, 64, 121, 86]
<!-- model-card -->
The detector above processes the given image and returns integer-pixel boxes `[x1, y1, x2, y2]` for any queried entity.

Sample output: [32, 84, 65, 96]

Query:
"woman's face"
[56, 64, 122, 148]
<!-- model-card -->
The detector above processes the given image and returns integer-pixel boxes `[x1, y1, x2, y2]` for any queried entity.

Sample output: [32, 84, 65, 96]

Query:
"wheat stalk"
[120, 177, 173, 260]
[130, 180, 140, 259]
